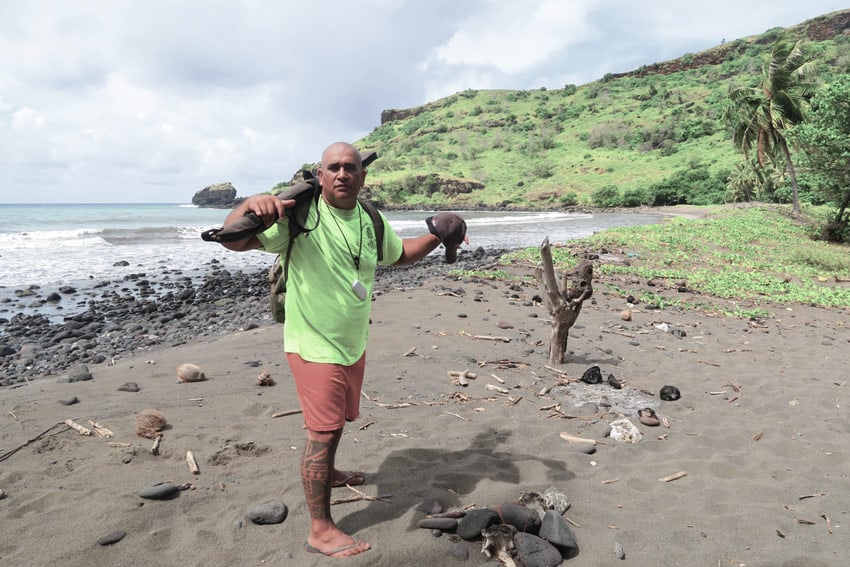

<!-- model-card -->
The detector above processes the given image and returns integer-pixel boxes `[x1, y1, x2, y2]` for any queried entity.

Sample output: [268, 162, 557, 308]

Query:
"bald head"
[317, 142, 366, 210]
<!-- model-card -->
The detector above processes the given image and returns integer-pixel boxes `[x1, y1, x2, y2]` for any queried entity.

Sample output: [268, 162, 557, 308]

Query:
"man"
[220, 142, 466, 558]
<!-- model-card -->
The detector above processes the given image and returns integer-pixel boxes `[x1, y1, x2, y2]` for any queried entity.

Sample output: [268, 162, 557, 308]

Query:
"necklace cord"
[326, 200, 363, 272]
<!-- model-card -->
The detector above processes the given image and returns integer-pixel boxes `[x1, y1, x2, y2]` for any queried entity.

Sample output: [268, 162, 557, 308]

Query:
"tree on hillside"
[792, 76, 850, 242]
[724, 32, 820, 214]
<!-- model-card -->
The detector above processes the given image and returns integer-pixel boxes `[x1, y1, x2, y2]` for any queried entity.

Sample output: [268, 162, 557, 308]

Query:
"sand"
[1, 269, 848, 566]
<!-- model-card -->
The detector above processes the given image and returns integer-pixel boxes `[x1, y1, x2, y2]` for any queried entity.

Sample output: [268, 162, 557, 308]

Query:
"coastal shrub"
[559, 192, 579, 206]
[592, 185, 622, 207]
[621, 187, 648, 207]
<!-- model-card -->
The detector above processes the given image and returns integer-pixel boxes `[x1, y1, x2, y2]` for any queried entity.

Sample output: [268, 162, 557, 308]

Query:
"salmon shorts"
[286, 352, 366, 432]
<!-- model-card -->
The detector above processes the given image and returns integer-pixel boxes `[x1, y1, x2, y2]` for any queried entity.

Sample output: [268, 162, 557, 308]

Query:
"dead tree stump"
[538, 238, 593, 364]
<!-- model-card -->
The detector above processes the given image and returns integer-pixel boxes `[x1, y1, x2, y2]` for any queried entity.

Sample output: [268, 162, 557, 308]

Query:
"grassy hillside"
[350, 10, 850, 210]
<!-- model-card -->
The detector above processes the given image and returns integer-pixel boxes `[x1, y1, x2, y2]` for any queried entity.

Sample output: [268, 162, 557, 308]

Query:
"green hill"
[345, 10, 850, 210]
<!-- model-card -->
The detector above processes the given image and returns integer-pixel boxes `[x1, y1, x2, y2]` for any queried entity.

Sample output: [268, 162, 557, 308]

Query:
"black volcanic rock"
[192, 182, 238, 208]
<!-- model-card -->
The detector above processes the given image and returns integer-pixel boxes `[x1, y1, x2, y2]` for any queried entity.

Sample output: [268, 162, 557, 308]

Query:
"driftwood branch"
[539, 238, 593, 365]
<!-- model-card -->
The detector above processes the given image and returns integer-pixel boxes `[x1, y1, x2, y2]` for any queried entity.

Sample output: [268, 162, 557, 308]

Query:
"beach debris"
[0, 489, 6, 500]
[474, 335, 512, 343]
[659, 471, 687, 482]
[490, 373, 505, 384]
[449, 369, 475, 387]
[401, 346, 418, 357]
[581, 365, 602, 384]
[256, 371, 275, 386]
[176, 363, 206, 383]
[64, 419, 92, 436]
[614, 540, 626, 560]
[271, 408, 302, 418]
[480, 523, 517, 565]
[607, 374, 625, 389]
[186, 451, 200, 474]
[246, 501, 287, 525]
[58, 396, 79, 406]
[486, 384, 510, 395]
[96, 530, 127, 546]
[659, 385, 681, 401]
[607, 419, 643, 443]
[330, 484, 392, 506]
[722, 381, 742, 403]
[620, 310, 632, 321]
[150, 435, 163, 455]
[539, 243, 593, 364]
[822, 514, 833, 534]
[135, 409, 166, 439]
[752, 431, 764, 441]
[117, 381, 140, 392]
[638, 408, 660, 426]
[558, 431, 597, 445]
[88, 420, 115, 438]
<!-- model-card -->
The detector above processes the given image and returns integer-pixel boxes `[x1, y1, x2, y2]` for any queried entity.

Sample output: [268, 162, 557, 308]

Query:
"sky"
[0, 1, 844, 204]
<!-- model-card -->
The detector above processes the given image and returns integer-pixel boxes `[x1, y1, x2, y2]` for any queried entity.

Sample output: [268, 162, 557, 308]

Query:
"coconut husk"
[177, 363, 206, 383]
[136, 409, 166, 439]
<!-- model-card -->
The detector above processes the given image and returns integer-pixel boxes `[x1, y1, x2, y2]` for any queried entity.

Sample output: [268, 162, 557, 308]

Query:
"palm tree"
[724, 33, 820, 214]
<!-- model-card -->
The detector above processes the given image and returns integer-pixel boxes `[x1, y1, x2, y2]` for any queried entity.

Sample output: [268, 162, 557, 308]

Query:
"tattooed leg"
[301, 429, 371, 557]
[301, 429, 341, 522]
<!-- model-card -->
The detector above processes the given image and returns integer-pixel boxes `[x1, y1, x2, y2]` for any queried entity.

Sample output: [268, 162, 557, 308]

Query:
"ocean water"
[0, 203, 662, 291]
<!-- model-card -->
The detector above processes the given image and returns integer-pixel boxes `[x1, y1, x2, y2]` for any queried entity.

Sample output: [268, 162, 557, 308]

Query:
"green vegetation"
[724, 32, 820, 214]
[346, 10, 849, 237]
[791, 75, 850, 241]
[501, 206, 850, 315]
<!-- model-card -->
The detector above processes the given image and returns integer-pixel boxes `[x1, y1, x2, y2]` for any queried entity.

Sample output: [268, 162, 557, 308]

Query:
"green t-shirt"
[257, 197, 403, 365]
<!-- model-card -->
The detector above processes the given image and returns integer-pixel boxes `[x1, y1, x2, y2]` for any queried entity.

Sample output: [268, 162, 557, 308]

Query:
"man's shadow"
[337, 427, 574, 534]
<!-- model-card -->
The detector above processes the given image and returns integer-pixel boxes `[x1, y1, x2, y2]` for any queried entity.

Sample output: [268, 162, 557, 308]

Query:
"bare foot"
[304, 540, 370, 557]
[332, 469, 365, 488]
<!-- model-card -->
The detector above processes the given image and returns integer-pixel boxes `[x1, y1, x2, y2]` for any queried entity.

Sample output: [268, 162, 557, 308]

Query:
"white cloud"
[0, 0, 841, 202]
[433, 0, 601, 74]
[11, 107, 45, 130]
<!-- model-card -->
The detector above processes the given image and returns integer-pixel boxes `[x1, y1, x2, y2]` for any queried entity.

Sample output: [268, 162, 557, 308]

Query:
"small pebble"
[96, 530, 126, 546]
[117, 382, 140, 392]
[58, 396, 79, 406]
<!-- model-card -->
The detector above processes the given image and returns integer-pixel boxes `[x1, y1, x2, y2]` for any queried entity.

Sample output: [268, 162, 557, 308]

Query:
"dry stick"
[64, 419, 92, 436]
[88, 420, 115, 438]
[0, 422, 67, 463]
[272, 409, 303, 418]
[698, 360, 721, 367]
[485, 384, 509, 395]
[401, 346, 417, 357]
[448, 370, 477, 379]
[490, 373, 505, 384]
[107, 442, 132, 448]
[822, 514, 833, 534]
[659, 471, 687, 482]
[150, 434, 163, 455]
[186, 451, 200, 474]
[473, 335, 512, 343]
[601, 328, 635, 338]
[330, 485, 392, 506]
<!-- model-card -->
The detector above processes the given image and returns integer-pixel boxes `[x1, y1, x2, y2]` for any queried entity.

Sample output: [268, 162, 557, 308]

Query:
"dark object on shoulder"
[200, 151, 379, 244]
